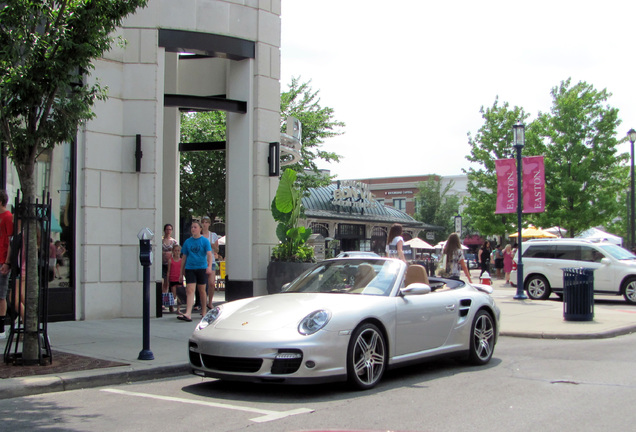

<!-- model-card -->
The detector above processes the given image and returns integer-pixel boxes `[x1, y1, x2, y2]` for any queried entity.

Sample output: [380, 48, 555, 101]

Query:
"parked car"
[510, 238, 636, 304]
[465, 253, 480, 269]
[336, 251, 381, 258]
[188, 257, 500, 390]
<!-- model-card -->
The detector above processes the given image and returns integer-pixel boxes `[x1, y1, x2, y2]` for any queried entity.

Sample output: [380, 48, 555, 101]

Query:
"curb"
[501, 324, 636, 340]
[0, 363, 191, 400]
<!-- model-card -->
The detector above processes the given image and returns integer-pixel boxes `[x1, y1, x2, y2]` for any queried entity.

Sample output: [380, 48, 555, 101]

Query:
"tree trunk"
[17, 164, 41, 364]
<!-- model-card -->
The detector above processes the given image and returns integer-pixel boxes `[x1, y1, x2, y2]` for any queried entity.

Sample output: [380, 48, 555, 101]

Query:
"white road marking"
[100, 388, 314, 423]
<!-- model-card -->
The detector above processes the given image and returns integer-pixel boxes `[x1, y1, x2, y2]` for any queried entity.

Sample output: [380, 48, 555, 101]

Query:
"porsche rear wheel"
[347, 323, 386, 390]
[468, 310, 495, 365]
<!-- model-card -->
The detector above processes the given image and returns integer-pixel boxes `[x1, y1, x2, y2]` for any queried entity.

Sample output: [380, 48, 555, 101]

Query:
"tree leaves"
[0, 0, 148, 178]
[464, 79, 628, 239]
[464, 98, 529, 238]
[414, 177, 459, 243]
[179, 111, 226, 222]
[280, 77, 344, 189]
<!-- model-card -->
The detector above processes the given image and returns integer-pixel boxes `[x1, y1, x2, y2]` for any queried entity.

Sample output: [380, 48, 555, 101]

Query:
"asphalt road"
[2, 332, 635, 431]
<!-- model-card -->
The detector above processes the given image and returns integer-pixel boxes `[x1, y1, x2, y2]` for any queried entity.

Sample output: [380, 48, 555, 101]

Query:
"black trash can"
[562, 268, 594, 321]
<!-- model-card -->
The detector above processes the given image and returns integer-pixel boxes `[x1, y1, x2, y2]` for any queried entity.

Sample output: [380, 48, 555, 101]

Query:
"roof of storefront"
[302, 184, 440, 230]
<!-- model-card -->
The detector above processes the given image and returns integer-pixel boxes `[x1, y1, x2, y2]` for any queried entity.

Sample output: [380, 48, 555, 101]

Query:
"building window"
[310, 222, 329, 238]
[371, 226, 387, 256]
[337, 224, 365, 238]
[393, 198, 406, 211]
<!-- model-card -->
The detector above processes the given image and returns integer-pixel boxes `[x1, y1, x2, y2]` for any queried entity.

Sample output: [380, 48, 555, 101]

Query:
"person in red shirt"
[0, 190, 14, 339]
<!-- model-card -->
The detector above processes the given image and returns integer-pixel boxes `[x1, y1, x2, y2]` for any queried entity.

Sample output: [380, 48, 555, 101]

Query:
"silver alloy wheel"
[348, 324, 386, 389]
[526, 276, 550, 300]
[624, 279, 636, 304]
[471, 312, 495, 363]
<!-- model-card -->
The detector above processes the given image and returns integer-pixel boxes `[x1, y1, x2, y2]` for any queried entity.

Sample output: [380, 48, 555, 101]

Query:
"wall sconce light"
[135, 134, 143, 172]
[268, 142, 280, 177]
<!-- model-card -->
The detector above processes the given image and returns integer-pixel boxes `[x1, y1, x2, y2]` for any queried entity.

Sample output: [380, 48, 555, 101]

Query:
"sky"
[280, 0, 636, 180]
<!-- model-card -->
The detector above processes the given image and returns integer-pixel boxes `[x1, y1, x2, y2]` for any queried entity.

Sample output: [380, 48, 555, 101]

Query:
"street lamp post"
[628, 129, 636, 251]
[454, 213, 462, 236]
[513, 122, 528, 300]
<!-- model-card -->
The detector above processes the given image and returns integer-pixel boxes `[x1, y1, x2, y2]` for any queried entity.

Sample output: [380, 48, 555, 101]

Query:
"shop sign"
[385, 190, 414, 195]
[332, 181, 376, 209]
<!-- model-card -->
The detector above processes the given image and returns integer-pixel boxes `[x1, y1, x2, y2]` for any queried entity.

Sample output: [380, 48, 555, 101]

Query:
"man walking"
[0, 190, 13, 339]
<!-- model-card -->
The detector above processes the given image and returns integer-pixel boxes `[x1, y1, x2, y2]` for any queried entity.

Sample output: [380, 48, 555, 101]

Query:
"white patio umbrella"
[545, 226, 567, 237]
[405, 238, 435, 249]
[435, 240, 467, 250]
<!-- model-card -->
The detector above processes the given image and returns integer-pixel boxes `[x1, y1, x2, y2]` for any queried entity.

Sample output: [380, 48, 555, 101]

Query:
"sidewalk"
[0, 293, 228, 400]
[2, 277, 636, 400]
[487, 277, 636, 339]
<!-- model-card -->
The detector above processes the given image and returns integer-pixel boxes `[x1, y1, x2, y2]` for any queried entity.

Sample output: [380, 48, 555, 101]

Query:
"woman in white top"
[442, 233, 472, 283]
[201, 216, 219, 309]
[386, 223, 407, 263]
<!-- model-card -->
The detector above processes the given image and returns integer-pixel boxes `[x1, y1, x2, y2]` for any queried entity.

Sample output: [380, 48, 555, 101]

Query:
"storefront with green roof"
[302, 181, 440, 256]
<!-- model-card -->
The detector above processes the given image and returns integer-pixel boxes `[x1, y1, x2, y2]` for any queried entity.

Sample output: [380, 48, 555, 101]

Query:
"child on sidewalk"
[165, 244, 184, 314]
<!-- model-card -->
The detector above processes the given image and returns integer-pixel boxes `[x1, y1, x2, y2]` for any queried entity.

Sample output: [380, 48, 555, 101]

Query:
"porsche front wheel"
[347, 323, 386, 390]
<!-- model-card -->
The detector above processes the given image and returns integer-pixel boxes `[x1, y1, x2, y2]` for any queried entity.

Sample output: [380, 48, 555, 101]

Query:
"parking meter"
[137, 227, 154, 360]
[138, 227, 154, 266]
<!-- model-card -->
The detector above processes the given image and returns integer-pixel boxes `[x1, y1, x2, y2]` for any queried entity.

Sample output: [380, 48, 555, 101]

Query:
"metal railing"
[3, 191, 53, 366]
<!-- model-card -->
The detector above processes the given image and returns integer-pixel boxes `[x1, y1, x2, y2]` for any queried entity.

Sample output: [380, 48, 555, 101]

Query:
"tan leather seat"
[405, 264, 429, 286]
[353, 263, 376, 289]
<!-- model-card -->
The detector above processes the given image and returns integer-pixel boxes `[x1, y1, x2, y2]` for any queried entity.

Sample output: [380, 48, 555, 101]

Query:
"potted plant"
[266, 169, 315, 293]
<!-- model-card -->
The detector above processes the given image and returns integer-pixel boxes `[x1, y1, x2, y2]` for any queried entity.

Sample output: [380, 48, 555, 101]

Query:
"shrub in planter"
[267, 169, 315, 293]
[270, 168, 314, 263]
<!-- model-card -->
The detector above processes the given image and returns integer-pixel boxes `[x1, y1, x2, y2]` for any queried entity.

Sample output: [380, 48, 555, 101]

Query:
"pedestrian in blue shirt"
[178, 221, 212, 322]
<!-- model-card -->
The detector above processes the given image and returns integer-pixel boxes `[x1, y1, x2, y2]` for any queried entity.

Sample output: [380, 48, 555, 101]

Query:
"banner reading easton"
[495, 159, 517, 214]
[522, 156, 545, 213]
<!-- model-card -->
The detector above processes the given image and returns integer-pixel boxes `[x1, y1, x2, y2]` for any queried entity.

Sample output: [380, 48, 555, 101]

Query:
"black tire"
[468, 310, 495, 365]
[347, 323, 387, 390]
[525, 275, 551, 300]
[622, 277, 636, 305]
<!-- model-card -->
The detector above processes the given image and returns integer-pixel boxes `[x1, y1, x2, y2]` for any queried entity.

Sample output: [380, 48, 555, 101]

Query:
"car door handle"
[445, 305, 456, 312]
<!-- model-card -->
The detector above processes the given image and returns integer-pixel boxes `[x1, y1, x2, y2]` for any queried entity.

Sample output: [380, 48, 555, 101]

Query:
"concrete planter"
[266, 261, 315, 294]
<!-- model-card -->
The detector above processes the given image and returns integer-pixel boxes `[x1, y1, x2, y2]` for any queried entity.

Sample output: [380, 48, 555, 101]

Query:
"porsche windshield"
[283, 259, 402, 296]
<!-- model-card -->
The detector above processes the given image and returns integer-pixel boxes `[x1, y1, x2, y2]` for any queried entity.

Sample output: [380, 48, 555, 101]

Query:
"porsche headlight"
[298, 310, 331, 335]
[196, 306, 222, 331]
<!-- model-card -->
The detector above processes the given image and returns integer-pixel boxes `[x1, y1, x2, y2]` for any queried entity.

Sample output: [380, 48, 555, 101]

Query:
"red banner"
[495, 159, 517, 214]
[523, 156, 545, 213]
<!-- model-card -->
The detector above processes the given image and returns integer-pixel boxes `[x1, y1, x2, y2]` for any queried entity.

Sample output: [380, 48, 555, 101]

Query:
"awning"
[509, 225, 557, 239]
[50, 213, 62, 233]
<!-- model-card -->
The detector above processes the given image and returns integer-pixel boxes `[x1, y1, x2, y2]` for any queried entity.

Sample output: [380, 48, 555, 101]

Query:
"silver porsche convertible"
[188, 258, 500, 390]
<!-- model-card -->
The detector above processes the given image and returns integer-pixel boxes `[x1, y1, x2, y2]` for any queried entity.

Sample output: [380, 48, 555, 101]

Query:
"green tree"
[179, 111, 226, 222]
[280, 77, 344, 189]
[464, 98, 532, 238]
[605, 191, 629, 240]
[414, 177, 460, 244]
[465, 80, 628, 240]
[0, 0, 147, 363]
[530, 79, 627, 235]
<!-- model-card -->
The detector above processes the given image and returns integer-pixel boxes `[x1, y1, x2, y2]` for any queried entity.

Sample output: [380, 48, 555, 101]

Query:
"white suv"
[510, 238, 636, 304]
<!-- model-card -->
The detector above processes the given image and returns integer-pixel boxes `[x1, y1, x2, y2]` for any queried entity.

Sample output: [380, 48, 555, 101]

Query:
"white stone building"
[1, 0, 283, 320]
